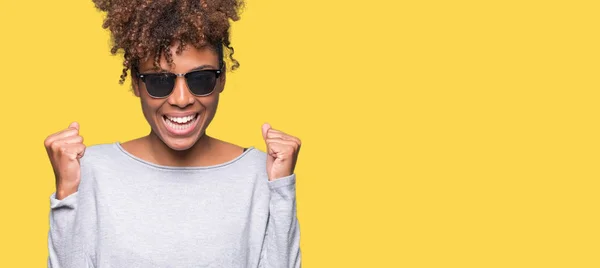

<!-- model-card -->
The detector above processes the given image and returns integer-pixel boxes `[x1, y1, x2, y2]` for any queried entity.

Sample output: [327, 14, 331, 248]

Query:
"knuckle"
[50, 142, 61, 152]
[44, 138, 52, 148]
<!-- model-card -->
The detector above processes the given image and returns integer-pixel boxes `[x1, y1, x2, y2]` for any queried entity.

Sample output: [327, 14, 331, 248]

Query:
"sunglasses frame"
[135, 69, 222, 98]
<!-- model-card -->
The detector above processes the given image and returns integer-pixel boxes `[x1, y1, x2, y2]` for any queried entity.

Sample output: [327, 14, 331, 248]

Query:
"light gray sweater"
[48, 142, 301, 268]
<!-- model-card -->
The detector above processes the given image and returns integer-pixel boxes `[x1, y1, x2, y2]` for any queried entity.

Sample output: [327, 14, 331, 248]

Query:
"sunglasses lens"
[186, 71, 217, 96]
[144, 74, 175, 98]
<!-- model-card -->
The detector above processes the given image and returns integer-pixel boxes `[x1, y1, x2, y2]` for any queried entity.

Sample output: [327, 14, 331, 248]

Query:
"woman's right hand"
[44, 122, 86, 200]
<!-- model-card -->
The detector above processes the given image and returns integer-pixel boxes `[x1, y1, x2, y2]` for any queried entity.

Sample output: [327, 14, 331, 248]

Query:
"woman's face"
[133, 42, 225, 151]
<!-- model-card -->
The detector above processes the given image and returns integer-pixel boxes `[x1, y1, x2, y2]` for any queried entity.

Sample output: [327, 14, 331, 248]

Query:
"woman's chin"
[160, 134, 201, 151]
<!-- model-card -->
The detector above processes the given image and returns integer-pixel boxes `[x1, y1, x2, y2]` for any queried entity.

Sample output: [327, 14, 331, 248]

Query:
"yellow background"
[0, 0, 598, 267]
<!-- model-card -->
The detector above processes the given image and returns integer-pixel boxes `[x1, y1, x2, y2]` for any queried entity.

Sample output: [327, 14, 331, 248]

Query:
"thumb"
[261, 123, 271, 140]
[69, 122, 80, 131]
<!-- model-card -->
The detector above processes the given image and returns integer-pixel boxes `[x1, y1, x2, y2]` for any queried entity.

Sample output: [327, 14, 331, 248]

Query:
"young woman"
[45, 0, 302, 267]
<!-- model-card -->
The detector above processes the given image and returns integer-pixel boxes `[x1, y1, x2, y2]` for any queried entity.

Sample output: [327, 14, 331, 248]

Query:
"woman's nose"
[167, 76, 194, 108]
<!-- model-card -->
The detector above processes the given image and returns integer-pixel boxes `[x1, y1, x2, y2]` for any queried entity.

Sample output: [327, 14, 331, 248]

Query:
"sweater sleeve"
[48, 162, 97, 268]
[259, 174, 302, 268]
[48, 191, 81, 268]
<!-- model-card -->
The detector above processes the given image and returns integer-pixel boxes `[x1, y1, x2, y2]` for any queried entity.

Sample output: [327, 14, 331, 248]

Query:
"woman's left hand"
[262, 123, 301, 181]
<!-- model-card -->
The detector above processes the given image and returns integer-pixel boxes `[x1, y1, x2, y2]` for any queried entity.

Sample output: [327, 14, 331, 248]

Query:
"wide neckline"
[114, 142, 256, 171]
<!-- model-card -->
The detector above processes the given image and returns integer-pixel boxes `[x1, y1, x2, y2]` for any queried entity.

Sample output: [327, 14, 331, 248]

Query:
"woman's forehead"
[138, 44, 219, 72]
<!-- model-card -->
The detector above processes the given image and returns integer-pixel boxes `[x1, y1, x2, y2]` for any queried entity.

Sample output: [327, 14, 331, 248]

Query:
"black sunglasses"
[136, 69, 222, 98]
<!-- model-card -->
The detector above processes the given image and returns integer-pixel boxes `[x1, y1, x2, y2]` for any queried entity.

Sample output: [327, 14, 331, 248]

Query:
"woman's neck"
[145, 131, 214, 167]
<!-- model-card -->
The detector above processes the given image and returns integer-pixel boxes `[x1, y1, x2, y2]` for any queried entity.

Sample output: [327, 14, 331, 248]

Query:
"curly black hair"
[92, 0, 244, 84]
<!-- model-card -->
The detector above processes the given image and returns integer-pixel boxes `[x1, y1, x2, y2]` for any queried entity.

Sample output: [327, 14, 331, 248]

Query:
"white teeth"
[166, 115, 195, 124]
[164, 114, 197, 131]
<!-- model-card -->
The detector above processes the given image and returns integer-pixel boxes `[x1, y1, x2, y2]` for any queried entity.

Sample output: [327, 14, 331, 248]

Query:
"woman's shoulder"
[212, 138, 268, 168]
[84, 142, 120, 156]
[79, 142, 123, 167]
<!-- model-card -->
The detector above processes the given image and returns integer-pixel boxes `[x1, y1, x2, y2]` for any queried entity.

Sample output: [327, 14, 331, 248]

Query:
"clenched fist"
[44, 122, 86, 200]
[262, 123, 301, 181]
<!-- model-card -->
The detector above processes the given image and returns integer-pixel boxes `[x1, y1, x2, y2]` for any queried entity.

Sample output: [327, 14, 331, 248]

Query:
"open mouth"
[162, 113, 200, 134]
